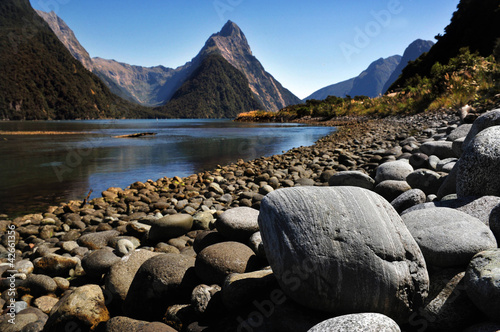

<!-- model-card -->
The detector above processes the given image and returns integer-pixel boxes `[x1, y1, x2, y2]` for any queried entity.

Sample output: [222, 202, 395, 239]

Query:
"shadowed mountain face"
[389, 0, 500, 91]
[37, 12, 301, 112]
[0, 0, 149, 120]
[382, 39, 434, 94]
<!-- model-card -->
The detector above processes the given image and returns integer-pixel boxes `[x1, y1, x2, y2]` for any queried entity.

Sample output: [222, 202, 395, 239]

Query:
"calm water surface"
[0, 119, 335, 216]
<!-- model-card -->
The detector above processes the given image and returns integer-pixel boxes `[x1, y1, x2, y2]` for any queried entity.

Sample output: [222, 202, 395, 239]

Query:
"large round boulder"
[123, 253, 198, 320]
[328, 171, 375, 190]
[465, 249, 500, 322]
[463, 109, 500, 149]
[307, 313, 400, 332]
[457, 126, 500, 197]
[258, 186, 429, 322]
[402, 208, 497, 268]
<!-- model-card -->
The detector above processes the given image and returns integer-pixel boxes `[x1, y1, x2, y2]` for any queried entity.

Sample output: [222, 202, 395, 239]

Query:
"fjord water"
[0, 119, 335, 216]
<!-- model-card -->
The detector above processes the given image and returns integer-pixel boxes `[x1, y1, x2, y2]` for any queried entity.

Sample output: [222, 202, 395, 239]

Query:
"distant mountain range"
[306, 39, 434, 101]
[37, 11, 300, 114]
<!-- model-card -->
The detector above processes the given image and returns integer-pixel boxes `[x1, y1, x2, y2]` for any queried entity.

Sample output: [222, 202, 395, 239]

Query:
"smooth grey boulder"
[123, 253, 198, 320]
[448, 124, 473, 141]
[390, 189, 426, 214]
[402, 196, 500, 227]
[402, 208, 497, 267]
[307, 313, 400, 332]
[328, 171, 375, 190]
[258, 187, 429, 322]
[457, 126, 500, 197]
[215, 207, 259, 241]
[374, 160, 414, 183]
[406, 169, 443, 195]
[420, 141, 456, 159]
[77, 230, 120, 250]
[463, 109, 500, 149]
[465, 249, 500, 322]
[148, 214, 193, 243]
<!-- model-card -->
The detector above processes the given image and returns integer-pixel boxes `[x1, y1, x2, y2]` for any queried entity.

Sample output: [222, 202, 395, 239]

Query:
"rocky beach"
[1, 107, 500, 331]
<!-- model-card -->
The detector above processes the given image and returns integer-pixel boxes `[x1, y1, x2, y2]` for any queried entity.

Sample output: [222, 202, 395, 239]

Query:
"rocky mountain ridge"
[37, 12, 300, 111]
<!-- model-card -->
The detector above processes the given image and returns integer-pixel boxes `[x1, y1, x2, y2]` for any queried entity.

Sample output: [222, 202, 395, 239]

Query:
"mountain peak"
[219, 20, 243, 38]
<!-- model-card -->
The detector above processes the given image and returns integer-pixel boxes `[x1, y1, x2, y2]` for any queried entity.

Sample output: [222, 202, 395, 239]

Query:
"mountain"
[389, 0, 500, 91]
[198, 21, 301, 111]
[0, 0, 151, 120]
[349, 55, 401, 98]
[382, 39, 434, 94]
[157, 54, 264, 118]
[37, 12, 300, 112]
[305, 55, 401, 100]
[305, 39, 434, 101]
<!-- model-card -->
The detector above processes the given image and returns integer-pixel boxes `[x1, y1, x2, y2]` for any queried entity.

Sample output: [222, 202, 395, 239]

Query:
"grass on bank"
[236, 48, 500, 121]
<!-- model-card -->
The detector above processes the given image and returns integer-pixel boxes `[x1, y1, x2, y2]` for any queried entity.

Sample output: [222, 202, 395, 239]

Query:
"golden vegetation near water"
[237, 49, 500, 121]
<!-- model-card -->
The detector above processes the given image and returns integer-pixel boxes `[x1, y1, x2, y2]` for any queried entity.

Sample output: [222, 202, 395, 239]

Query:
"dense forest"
[0, 0, 155, 120]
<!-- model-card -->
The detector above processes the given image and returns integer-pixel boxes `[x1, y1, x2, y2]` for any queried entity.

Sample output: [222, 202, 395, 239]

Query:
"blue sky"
[30, 0, 460, 99]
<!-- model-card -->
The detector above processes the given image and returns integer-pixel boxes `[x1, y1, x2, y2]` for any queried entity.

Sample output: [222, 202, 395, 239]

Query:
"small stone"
[374, 160, 414, 183]
[328, 171, 375, 190]
[33, 254, 79, 277]
[82, 249, 121, 277]
[148, 214, 193, 243]
[34, 295, 60, 314]
[248, 231, 266, 259]
[195, 242, 260, 285]
[43, 284, 110, 331]
[390, 189, 426, 214]
[406, 169, 443, 195]
[215, 207, 260, 241]
[192, 211, 215, 230]
[116, 239, 135, 257]
[193, 231, 225, 254]
[375, 180, 411, 202]
[23, 274, 57, 296]
[191, 284, 221, 315]
[77, 230, 120, 250]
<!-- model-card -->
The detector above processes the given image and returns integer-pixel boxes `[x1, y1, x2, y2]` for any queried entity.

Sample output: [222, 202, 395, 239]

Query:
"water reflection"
[0, 120, 335, 215]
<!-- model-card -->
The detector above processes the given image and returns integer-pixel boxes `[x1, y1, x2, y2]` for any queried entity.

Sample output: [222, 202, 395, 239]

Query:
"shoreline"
[4, 108, 495, 331]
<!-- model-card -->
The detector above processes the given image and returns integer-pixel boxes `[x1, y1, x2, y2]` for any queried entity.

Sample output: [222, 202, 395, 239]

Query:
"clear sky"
[29, 0, 460, 99]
